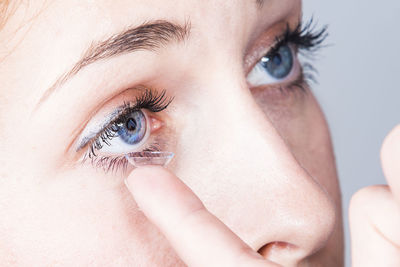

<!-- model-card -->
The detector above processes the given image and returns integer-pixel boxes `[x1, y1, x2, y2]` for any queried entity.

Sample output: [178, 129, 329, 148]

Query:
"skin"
[350, 125, 400, 267]
[0, 0, 349, 266]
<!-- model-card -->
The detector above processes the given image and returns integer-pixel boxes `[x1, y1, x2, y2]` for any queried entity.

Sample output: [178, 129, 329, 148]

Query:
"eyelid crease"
[266, 18, 328, 58]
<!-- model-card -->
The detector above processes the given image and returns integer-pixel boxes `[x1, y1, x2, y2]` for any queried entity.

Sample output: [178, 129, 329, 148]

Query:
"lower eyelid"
[251, 77, 309, 113]
[250, 64, 310, 105]
[84, 136, 168, 174]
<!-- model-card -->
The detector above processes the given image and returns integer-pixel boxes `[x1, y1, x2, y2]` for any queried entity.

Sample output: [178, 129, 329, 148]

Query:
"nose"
[174, 74, 336, 266]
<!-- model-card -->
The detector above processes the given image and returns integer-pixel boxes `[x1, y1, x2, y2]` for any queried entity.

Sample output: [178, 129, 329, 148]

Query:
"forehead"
[3, 0, 300, 32]
[1, 0, 301, 63]
[0, 0, 301, 109]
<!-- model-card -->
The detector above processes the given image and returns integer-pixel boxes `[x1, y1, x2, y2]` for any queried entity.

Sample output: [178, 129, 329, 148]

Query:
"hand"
[350, 125, 400, 266]
[124, 166, 280, 267]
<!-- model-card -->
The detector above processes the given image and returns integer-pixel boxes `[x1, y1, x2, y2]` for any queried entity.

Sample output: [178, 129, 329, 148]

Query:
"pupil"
[117, 110, 146, 145]
[260, 45, 293, 80]
[272, 54, 282, 66]
[126, 118, 137, 132]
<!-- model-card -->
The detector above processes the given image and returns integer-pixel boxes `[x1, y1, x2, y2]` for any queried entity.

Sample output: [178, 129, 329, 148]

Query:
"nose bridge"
[176, 76, 335, 262]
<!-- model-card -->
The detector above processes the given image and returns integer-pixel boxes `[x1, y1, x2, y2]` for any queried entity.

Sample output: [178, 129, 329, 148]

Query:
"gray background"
[303, 0, 400, 266]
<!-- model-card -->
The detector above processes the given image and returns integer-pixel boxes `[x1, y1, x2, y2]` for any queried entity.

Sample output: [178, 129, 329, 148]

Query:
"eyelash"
[82, 89, 173, 173]
[83, 19, 328, 173]
[265, 18, 328, 91]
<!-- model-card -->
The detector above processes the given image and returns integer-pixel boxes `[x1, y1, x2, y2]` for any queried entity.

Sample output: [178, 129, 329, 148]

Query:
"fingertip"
[125, 165, 202, 212]
[381, 125, 400, 186]
[381, 124, 400, 162]
[125, 165, 173, 199]
[124, 165, 207, 237]
[125, 165, 167, 184]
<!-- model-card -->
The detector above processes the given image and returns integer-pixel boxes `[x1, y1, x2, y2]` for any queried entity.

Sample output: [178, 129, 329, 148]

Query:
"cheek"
[0, 169, 184, 266]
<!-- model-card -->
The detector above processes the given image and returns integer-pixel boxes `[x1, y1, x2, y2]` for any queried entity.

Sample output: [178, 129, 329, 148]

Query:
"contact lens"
[125, 151, 174, 167]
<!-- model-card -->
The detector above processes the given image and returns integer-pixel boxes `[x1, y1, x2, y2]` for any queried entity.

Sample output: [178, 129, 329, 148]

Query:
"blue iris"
[117, 110, 147, 145]
[261, 44, 293, 79]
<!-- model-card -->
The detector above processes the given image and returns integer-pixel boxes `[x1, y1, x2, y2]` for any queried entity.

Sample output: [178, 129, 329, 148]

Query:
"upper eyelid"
[76, 104, 128, 151]
[244, 23, 298, 75]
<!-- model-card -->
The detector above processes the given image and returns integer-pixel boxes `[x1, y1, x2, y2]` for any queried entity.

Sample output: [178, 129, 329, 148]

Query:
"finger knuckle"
[349, 185, 390, 218]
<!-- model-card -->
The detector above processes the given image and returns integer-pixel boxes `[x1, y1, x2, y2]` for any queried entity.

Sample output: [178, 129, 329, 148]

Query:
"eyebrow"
[36, 20, 191, 107]
[37, 0, 265, 108]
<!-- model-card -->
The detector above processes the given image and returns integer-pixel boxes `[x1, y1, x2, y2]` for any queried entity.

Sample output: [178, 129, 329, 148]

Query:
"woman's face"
[0, 0, 343, 266]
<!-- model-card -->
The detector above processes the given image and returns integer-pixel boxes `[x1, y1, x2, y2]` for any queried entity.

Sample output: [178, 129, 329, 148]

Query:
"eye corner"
[149, 115, 165, 133]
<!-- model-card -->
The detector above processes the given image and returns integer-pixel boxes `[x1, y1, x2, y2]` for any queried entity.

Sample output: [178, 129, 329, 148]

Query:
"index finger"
[125, 166, 279, 267]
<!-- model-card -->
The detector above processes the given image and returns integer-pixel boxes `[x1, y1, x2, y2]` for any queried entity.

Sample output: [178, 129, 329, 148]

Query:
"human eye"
[247, 18, 328, 91]
[76, 88, 173, 173]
